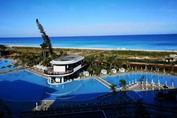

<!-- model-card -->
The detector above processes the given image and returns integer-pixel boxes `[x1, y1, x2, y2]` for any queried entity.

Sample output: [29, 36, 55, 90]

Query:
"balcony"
[44, 68, 73, 75]
[44, 63, 86, 76]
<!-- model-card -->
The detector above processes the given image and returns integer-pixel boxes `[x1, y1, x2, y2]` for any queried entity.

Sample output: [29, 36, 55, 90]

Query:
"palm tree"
[110, 84, 116, 95]
[119, 79, 127, 90]
[7, 64, 12, 68]
[1, 66, 6, 69]
[40, 42, 47, 58]
[140, 75, 145, 84]
[36, 19, 53, 56]
[170, 61, 175, 74]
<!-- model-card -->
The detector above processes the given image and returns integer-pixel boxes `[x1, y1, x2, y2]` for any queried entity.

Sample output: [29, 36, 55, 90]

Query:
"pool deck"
[0, 67, 24, 75]
[25, 67, 48, 79]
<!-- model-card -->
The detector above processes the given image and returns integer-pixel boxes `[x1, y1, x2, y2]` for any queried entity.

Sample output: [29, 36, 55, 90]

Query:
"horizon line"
[0, 33, 177, 38]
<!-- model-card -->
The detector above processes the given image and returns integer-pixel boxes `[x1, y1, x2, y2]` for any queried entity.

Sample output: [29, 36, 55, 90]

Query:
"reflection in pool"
[0, 70, 110, 101]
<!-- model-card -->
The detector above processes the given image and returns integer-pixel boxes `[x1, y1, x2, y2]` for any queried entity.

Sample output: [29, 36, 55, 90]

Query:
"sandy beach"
[5, 44, 177, 52]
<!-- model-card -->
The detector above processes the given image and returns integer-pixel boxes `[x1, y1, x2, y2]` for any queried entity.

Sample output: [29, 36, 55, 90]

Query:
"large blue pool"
[0, 59, 17, 72]
[103, 73, 177, 88]
[0, 70, 110, 101]
[1, 69, 177, 102]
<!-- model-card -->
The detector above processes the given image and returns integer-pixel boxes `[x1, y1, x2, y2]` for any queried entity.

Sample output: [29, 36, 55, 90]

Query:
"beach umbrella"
[142, 81, 144, 85]
[119, 68, 125, 73]
[152, 84, 154, 90]
[145, 79, 148, 85]
[101, 69, 107, 75]
[163, 69, 166, 73]
[172, 82, 174, 88]
[83, 71, 89, 76]
[132, 80, 134, 84]
[158, 80, 160, 86]
[111, 68, 117, 74]
[151, 79, 153, 84]
[165, 81, 167, 86]
[36, 102, 38, 111]
[135, 67, 137, 71]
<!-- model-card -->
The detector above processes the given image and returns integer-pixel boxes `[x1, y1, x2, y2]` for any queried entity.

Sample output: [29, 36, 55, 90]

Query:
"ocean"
[0, 34, 177, 51]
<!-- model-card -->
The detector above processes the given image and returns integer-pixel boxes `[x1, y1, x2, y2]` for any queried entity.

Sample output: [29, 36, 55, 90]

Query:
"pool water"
[103, 73, 177, 88]
[0, 59, 16, 72]
[45, 78, 110, 101]
[0, 70, 110, 101]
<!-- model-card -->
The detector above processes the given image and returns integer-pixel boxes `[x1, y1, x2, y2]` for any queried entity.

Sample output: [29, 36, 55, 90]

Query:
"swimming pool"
[0, 59, 17, 72]
[0, 70, 110, 101]
[103, 73, 177, 88]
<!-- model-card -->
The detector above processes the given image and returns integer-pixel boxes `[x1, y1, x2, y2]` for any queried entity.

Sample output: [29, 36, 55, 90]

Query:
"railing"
[44, 63, 86, 76]
[44, 69, 73, 75]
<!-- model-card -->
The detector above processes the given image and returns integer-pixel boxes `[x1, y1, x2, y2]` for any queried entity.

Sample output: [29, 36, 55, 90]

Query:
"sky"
[0, 0, 177, 37]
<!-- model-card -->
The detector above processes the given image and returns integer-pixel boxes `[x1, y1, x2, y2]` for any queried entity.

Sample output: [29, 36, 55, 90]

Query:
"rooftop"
[51, 55, 84, 65]
[54, 55, 82, 61]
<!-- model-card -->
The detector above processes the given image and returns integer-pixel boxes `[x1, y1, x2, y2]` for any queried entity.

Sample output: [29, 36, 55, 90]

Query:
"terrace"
[44, 68, 73, 75]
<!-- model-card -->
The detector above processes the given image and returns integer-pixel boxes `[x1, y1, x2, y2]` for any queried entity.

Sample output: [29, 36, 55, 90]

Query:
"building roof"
[51, 55, 84, 65]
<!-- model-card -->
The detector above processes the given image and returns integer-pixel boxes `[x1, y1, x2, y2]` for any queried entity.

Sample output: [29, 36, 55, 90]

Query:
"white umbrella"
[36, 102, 38, 110]
[132, 80, 134, 84]
[101, 69, 107, 75]
[111, 68, 117, 74]
[158, 80, 160, 86]
[142, 81, 144, 85]
[119, 68, 125, 73]
[146, 79, 148, 85]
[83, 71, 89, 76]
[172, 82, 174, 88]
[163, 69, 166, 73]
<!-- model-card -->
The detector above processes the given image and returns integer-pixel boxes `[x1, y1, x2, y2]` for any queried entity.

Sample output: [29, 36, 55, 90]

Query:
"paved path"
[95, 77, 115, 90]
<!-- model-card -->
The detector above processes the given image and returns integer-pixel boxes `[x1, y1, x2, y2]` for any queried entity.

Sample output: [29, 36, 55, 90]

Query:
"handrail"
[44, 69, 73, 75]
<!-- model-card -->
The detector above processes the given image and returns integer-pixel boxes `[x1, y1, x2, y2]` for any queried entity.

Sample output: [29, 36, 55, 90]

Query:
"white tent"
[111, 68, 117, 74]
[83, 71, 89, 76]
[101, 69, 107, 75]
[119, 68, 125, 73]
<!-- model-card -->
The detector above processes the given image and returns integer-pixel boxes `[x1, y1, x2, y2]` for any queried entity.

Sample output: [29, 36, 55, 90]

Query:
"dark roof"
[54, 55, 83, 61]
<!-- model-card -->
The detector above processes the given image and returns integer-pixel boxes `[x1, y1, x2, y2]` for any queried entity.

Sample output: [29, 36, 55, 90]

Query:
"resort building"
[44, 55, 85, 84]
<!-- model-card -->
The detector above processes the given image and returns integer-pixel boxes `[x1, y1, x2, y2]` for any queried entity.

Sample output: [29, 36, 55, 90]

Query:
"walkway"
[95, 77, 113, 90]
